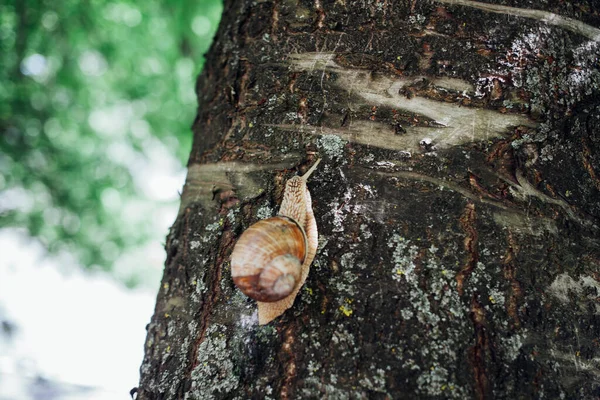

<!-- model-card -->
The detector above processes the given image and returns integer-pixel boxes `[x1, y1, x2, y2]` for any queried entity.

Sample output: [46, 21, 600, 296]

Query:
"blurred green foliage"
[0, 0, 222, 282]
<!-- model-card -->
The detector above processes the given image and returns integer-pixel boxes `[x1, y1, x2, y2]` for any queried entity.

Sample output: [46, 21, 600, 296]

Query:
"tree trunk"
[137, 1, 600, 398]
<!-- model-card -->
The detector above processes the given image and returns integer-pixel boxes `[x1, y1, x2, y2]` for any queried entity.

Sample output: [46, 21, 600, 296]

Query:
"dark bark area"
[137, 0, 600, 398]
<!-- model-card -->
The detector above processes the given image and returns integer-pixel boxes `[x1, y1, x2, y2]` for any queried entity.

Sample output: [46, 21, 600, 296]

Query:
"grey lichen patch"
[326, 187, 354, 233]
[358, 367, 388, 394]
[301, 377, 353, 400]
[548, 273, 600, 314]
[388, 234, 464, 325]
[416, 363, 467, 398]
[424, 260, 463, 319]
[202, 218, 224, 243]
[499, 331, 527, 361]
[205, 221, 222, 232]
[331, 326, 357, 357]
[255, 202, 274, 220]
[307, 360, 321, 376]
[192, 273, 207, 297]
[328, 252, 360, 316]
[389, 234, 419, 283]
[339, 252, 360, 272]
[226, 209, 237, 224]
[466, 261, 487, 288]
[416, 364, 448, 396]
[408, 13, 426, 27]
[386, 232, 469, 397]
[317, 134, 347, 162]
[507, 25, 599, 116]
[186, 324, 240, 400]
[569, 41, 600, 98]
[146, 317, 201, 398]
[359, 224, 372, 240]
[487, 287, 506, 307]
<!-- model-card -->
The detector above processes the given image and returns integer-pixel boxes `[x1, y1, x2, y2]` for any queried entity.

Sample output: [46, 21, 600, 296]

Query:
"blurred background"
[0, 1, 222, 398]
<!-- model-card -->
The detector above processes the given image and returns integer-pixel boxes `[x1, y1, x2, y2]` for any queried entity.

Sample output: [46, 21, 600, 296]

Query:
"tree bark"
[137, 1, 600, 398]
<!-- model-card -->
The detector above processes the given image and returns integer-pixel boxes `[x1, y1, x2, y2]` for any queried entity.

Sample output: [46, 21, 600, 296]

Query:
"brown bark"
[137, 0, 600, 398]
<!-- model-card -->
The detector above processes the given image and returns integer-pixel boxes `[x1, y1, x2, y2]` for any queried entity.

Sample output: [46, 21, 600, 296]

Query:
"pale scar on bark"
[281, 52, 536, 154]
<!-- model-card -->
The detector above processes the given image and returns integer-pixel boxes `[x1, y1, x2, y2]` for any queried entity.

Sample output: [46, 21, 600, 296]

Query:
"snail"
[231, 159, 320, 325]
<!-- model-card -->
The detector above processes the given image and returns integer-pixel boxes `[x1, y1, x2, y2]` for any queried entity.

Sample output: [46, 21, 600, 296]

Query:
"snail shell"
[231, 159, 320, 324]
[231, 216, 307, 302]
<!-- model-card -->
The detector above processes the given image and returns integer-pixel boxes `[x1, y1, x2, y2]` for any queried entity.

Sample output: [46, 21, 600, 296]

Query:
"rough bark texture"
[137, 1, 600, 399]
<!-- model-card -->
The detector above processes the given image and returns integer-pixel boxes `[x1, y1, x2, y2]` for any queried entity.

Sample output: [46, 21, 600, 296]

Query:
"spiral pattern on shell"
[231, 216, 307, 302]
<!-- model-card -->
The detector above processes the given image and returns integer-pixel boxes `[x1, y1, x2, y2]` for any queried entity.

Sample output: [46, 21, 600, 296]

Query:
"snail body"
[231, 159, 320, 324]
